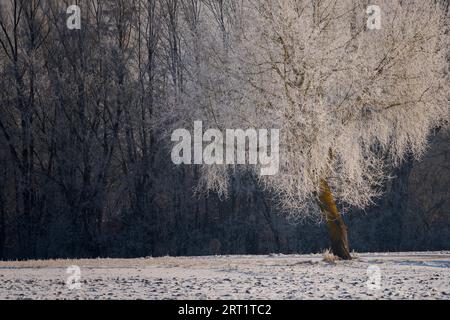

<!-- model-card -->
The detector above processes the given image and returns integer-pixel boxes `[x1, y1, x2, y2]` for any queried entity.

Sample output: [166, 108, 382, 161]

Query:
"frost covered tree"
[191, 0, 450, 259]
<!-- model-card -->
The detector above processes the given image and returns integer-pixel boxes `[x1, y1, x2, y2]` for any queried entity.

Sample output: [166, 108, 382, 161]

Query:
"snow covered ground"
[0, 252, 449, 300]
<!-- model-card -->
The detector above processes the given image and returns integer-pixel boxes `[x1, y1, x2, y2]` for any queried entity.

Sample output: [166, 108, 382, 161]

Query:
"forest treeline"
[0, 0, 448, 259]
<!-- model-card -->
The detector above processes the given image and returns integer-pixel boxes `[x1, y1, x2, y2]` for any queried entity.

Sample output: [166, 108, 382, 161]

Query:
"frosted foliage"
[195, 164, 232, 200]
[181, 0, 450, 220]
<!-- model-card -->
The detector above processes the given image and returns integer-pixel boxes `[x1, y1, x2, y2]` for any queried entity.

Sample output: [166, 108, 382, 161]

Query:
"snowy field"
[0, 252, 449, 300]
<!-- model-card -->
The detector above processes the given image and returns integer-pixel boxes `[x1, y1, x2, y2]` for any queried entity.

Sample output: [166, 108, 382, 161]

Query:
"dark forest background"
[0, 0, 449, 260]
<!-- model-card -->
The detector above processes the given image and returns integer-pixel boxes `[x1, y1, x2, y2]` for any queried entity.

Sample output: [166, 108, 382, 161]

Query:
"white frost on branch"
[174, 0, 450, 220]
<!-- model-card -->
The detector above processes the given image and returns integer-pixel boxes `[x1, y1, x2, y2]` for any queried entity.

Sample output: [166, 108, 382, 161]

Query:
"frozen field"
[0, 252, 449, 300]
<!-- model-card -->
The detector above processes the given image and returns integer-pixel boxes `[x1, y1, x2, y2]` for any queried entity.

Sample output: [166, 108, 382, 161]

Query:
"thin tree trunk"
[0, 186, 5, 259]
[317, 179, 352, 260]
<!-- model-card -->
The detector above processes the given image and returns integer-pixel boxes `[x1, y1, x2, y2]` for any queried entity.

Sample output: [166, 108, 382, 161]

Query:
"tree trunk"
[317, 179, 352, 260]
[0, 187, 5, 259]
